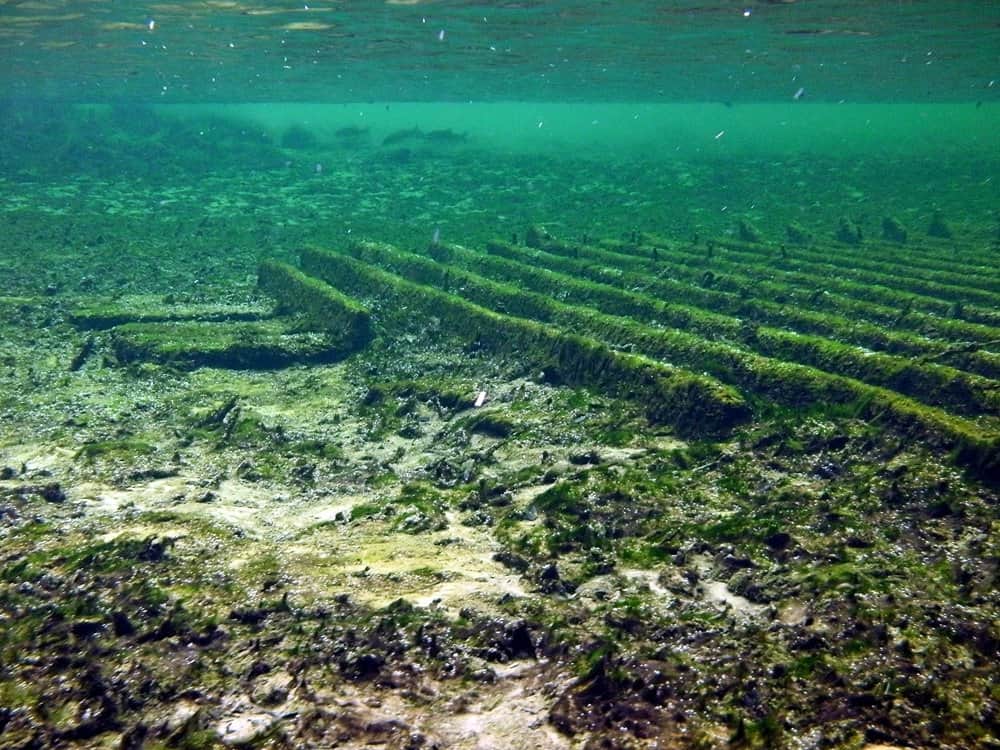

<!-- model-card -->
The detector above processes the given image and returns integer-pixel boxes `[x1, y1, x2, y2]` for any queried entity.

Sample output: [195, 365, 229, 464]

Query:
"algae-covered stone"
[280, 124, 317, 149]
[111, 320, 350, 369]
[525, 225, 550, 249]
[217, 713, 275, 746]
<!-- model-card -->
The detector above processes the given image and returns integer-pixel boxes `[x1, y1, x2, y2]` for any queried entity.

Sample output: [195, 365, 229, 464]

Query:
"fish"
[334, 125, 369, 139]
[424, 128, 468, 144]
[382, 126, 422, 146]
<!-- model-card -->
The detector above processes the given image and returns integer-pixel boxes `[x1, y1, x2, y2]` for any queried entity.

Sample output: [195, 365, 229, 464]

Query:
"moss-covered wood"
[601, 231, 1000, 330]
[111, 320, 353, 369]
[710, 237, 1000, 317]
[321, 240, 998, 478]
[776, 219, 998, 278]
[608, 229, 1000, 307]
[656, 224, 1000, 296]
[649, 234, 1000, 329]
[708, 231, 1000, 296]
[484, 239, 999, 382]
[728, 226, 1000, 293]
[70, 297, 271, 330]
[512, 233, 1000, 347]
[257, 259, 373, 349]
[443, 241, 996, 417]
[299, 246, 750, 438]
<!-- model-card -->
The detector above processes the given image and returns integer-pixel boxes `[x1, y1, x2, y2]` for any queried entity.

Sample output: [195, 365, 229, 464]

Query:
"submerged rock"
[764, 531, 792, 551]
[217, 713, 276, 746]
[525, 225, 550, 249]
[40, 482, 66, 503]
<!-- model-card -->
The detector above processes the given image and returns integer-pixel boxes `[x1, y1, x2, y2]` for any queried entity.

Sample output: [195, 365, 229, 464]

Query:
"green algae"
[77, 438, 157, 462]
[257, 259, 373, 347]
[69, 296, 271, 330]
[348, 481, 451, 534]
[328, 240, 1000, 476]
[300, 245, 750, 438]
[111, 319, 349, 369]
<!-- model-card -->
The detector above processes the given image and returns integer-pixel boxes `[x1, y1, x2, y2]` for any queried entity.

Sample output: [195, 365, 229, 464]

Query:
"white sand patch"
[435, 664, 572, 750]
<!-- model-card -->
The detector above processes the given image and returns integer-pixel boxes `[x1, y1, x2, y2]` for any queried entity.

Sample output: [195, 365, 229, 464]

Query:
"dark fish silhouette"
[382, 126, 422, 145]
[335, 126, 369, 139]
[424, 128, 468, 144]
[381, 127, 469, 146]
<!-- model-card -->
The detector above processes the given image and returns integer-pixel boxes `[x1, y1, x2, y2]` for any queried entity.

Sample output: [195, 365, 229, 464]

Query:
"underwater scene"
[1, 2, 998, 749]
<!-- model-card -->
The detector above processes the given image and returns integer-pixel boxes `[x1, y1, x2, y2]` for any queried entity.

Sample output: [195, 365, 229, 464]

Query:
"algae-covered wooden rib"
[527, 232, 1000, 344]
[852, 239, 1000, 286]
[754, 238, 1000, 296]
[517, 235, 1000, 355]
[709, 230, 1000, 294]
[710, 237, 1000, 317]
[257, 259, 373, 350]
[470, 240, 1000, 416]
[69, 296, 272, 330]
[111, 320, 348, 369]
[484, 239, 999, 379]
[328, 240, 998, 477]
[299, 246, 749, 438]
[604, 231, 1000, 330]
[612, 233, 1000, 330]
[862, 237, 1000, 277]
[613, 230, 1000, 311]
[681, 230, 1000, 297]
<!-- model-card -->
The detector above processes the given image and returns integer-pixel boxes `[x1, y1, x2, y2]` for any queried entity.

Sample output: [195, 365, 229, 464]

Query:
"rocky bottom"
[0, 296, 997, 749]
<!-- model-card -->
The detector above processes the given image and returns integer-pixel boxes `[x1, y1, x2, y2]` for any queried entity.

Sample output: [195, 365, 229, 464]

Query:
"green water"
[1, 98, 997, 280]
[1, 5, 999, 750]
[172, 101, 999, 158]
[2, 1, 999, 102]
[2, 1, 998, 254]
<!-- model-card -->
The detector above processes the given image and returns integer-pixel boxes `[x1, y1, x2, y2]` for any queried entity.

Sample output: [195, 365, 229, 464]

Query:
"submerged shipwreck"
[1, 221, 998, 748]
